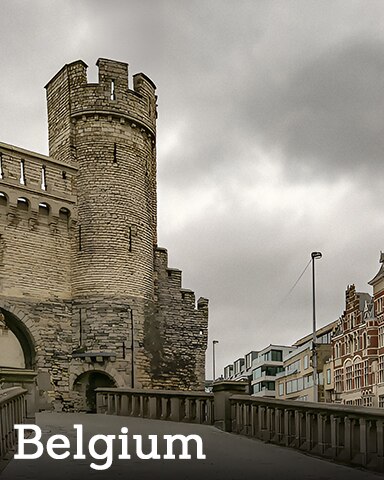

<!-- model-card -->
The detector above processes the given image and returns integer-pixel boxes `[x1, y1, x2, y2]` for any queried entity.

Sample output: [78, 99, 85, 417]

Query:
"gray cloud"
[1, 0, 384, 376]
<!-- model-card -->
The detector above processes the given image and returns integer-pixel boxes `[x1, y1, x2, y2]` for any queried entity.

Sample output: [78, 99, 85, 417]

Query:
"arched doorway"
[0, 308, 36, 369]
[73, 371, 116, 412]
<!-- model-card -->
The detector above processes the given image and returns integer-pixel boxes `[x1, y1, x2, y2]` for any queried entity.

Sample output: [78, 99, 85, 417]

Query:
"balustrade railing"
[97, 382, 384, 473]
[96, 387, 214, 425]
[230, 394, 384, 471]
[0, 387, 27, 460]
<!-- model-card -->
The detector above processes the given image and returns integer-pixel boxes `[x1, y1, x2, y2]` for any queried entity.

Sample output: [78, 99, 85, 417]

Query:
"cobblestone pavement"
[1, 412, 383, 480]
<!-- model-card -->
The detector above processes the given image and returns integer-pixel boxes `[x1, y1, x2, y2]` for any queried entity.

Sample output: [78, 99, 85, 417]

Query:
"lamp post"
[212, 340, 219, 381]
[311, 251, 322, 402]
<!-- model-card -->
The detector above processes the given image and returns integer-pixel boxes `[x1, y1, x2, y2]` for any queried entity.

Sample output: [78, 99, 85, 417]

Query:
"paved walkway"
[1, 412, 383, 480]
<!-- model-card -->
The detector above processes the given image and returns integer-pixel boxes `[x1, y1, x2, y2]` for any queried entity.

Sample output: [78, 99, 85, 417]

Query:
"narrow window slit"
[0, 153, 3, 179]
[62, 171, 67, 180]
[128, 226, 132, 252]
[79, 225, 82, 251]
[113, 143, 117, 163]
[111, 80, 116, 100]
[20, 159, 26, 185]
[41, 165, 47, 190]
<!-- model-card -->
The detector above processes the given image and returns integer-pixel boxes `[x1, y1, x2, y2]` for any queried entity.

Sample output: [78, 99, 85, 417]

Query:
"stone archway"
[0, 307, 36, 369]
[73, 370, 116, 413]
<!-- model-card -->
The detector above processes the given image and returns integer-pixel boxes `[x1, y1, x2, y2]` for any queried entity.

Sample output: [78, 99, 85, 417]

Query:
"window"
[253, 365, 283, 380]
[59, 207, 70, 220]
[38, 202, 50, 215]
[253, 381, 275, 393]
[334, 342, 339, 359]
[303, 374, 313, 389]
[379, 395, 384, 408]
[379, 326, 384, 348]
[354, 362, 362, 389]
[286, 360, 301, 375]
[377, 297, 384, 315]
[110, 79, 116, 100]
[363, 360, 369, 387]
[297, 377, 303, 390]
[20, 159, 26, 185]
[0, 192, 7, 206]
[335, 368, 343, 393]
[17, 197, 29, 211]
[326, 368, 331, 385]
[304, 355, 309, 369]
[379, 356, 384, 384]
[263, 349, 283, 362]
[317, 332, 332, 344]
[278, 383, 284, 396]
[41, 165, 47, 190]
[345, 364, 353, 390]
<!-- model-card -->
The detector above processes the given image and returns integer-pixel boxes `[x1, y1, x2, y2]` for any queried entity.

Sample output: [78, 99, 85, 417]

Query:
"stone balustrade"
[230, 394, 384, 471]
[96, 387, 214, 425]
[0, 387, 27, 460]
[97, 381, 384, 473]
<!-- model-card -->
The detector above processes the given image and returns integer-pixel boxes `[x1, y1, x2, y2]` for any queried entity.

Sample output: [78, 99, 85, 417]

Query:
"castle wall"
[0, 143, 76, 300]
[151, 248, 208, 390]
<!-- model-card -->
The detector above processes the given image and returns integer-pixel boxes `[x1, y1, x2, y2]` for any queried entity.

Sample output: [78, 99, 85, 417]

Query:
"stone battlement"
[45, 59, 157, 165]
[0, 141, 76, 219]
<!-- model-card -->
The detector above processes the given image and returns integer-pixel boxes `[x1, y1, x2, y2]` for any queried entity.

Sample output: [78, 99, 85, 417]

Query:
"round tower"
[45, 59, 158, 390]
[45, 59, 157, 301]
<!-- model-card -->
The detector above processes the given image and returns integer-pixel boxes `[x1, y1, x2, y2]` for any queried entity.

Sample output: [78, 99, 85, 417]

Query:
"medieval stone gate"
[0, 58, 208, 411]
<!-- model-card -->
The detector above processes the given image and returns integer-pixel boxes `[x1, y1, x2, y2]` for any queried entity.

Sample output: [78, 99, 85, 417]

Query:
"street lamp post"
[212, 340, 219, 381]
[311, 251, 322, 402]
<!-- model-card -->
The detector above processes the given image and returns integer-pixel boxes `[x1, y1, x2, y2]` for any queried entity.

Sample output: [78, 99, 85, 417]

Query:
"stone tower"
[0, 58, 208, 411]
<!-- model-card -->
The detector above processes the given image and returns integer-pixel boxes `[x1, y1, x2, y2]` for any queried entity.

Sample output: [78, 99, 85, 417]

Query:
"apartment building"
[251, 345, 294, 397]
[276, 321, 336, 402]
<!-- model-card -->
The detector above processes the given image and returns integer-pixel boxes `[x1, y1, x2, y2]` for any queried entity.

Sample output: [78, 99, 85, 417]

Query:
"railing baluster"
[0, 387, 27, 461]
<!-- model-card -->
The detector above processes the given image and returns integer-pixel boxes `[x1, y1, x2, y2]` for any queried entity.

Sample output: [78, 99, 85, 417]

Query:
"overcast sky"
[1, 0, 384, 378]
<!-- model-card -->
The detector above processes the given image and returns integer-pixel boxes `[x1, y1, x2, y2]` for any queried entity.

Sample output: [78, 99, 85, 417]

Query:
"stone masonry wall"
[150, 248, 208, 390]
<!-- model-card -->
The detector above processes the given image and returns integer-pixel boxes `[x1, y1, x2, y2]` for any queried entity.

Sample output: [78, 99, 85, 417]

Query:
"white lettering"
[14, 425, 44, 460]
[163, 434, 206, 460]
[73, 424, 86, 459]
[88, 434, 115, 470]
[133, 434, 161, 459]
[118, 427, 131, 459]
[46, 435, 70, 460]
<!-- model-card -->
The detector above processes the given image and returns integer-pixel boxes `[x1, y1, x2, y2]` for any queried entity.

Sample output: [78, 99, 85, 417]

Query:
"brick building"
[0, 58, 208, 411]
[331, 280, 379, 406]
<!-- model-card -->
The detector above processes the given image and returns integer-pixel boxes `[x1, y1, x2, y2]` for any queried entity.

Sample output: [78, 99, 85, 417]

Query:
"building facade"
[331, 269, 384, 406]
[276, 321, 336, 402]
[251, 345, 294, 397]
[0, 58, 208, 411]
